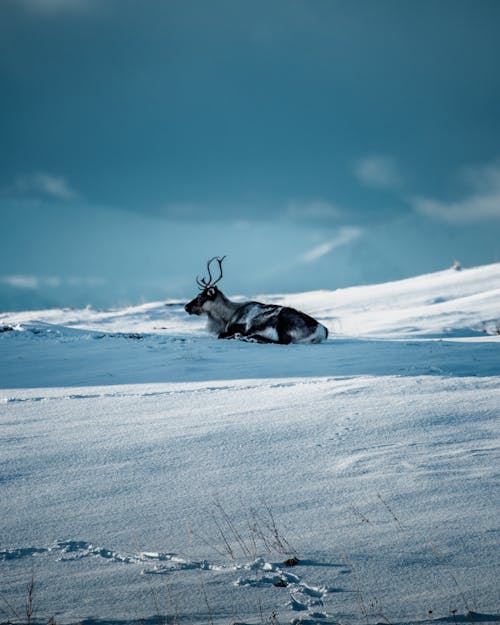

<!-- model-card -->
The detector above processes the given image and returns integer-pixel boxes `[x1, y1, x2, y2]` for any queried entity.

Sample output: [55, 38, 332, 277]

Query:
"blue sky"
[1, 0, 500, 310]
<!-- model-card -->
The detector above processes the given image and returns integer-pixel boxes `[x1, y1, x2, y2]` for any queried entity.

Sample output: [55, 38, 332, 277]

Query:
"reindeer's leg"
[244, 334, 280, 344]
[218, 331, 239, 340]
[219, 328, 279, 344]
[218, 323, 245, 340]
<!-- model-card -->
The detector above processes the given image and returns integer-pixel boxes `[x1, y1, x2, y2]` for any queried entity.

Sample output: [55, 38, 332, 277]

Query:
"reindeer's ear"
[207, 287, 216, 299]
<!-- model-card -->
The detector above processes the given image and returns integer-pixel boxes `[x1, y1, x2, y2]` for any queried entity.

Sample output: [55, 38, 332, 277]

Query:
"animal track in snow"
[234, 558, 337, 616]
[1, 542, 347, 620]
[0, 546, 48, 560]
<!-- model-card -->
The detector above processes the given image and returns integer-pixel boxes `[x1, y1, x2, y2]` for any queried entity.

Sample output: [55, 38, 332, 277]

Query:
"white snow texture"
[1, 263, 499, 625]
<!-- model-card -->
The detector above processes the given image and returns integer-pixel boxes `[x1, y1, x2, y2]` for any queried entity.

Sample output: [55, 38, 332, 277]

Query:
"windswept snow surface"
[1, 263, 499, 625]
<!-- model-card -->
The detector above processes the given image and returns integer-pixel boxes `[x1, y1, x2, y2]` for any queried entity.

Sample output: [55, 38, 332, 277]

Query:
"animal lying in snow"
[184, 257, 328, 344]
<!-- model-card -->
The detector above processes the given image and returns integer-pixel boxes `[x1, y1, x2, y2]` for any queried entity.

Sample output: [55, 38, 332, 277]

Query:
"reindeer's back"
[229, 302, 328, 344]
[229, 301, 282, 329]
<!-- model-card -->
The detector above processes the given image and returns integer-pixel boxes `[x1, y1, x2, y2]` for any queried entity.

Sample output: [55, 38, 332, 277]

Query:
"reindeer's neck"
[206, 292, 239, 333]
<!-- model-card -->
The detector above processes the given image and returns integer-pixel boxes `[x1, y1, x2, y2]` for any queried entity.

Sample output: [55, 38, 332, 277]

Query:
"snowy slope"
[1, 263, 499, 625]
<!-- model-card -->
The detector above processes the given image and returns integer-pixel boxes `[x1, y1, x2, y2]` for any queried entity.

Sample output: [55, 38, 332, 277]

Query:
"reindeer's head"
[184, 256, 226, 315]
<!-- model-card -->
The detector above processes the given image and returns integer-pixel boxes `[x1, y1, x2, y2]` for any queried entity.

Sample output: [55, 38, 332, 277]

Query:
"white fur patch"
[256, 326, 279, 342]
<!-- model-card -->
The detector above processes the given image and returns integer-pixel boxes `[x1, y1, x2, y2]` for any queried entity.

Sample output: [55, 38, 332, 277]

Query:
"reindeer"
[184, 257, 328, 344]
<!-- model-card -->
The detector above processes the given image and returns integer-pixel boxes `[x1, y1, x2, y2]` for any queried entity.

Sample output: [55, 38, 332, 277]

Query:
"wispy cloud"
[412, 160, 500, 222]
[1, 275, 47, 290]
[287, 199, 341, 221]
[14, 172, 80, 201]
[354, 155, 403, 190]
[300, 226, 362, 263]
[0, 275, 106, 289]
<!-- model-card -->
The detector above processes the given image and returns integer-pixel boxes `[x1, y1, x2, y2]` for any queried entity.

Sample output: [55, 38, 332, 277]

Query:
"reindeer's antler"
[209, 256, 226, 287]
[196, 256, 226, 290]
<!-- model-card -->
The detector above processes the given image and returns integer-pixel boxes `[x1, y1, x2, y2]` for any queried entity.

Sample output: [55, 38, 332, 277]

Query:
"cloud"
[287, 199, 341, 221]
[300, 226, 362, 263]
[412, 160, 500, 222]
[354, 155, 403, 190]
[0, 275, 106, 289]
[1, 275, 61, 289]
[14, 172, 80, 201]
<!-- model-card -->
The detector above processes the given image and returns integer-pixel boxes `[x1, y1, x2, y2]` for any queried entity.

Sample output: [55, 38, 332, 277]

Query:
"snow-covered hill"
[1, 263, 499, 625]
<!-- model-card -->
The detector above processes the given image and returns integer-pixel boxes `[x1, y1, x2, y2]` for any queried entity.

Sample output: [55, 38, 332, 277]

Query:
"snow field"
[1, 263, 499, 625]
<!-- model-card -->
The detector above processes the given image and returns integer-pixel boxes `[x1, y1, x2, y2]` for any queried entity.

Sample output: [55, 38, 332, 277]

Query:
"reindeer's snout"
[185, 297, 203, 315]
